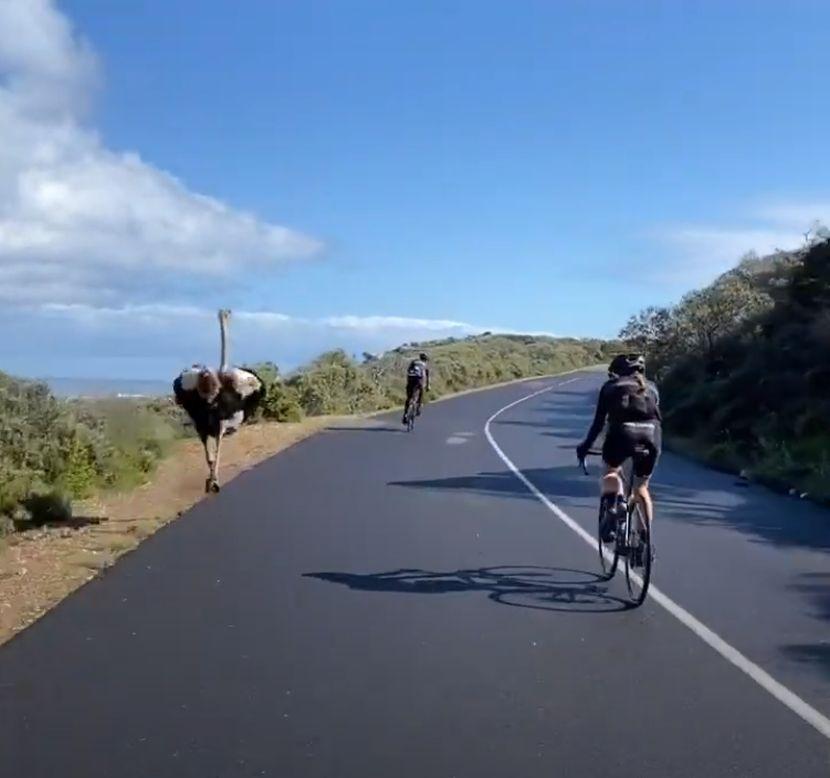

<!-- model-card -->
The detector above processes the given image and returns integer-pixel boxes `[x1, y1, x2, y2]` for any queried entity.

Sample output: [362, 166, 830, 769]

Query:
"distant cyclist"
[402, 352, 430, 425]
[576, 354, 662, 543]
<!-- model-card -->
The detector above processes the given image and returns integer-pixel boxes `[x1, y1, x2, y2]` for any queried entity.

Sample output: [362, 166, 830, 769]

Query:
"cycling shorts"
[602, 421, 662, 478]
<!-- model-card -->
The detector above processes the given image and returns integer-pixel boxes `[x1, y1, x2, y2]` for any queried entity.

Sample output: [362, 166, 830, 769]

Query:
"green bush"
[246, 362, 305, 422]
[0, 374, 184, 524]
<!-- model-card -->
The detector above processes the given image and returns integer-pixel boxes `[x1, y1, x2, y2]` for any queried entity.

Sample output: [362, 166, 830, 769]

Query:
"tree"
[673, 275, 769, 365]
[803, 220, 830, 246]
[619, 306, 674, 352]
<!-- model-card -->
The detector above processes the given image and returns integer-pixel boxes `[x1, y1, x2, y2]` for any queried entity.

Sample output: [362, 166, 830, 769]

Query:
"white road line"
[484, 378, 830, 741]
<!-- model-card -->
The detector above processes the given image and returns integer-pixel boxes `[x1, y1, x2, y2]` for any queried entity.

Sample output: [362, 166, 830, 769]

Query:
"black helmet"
[419, 352, 428, 361]
[608, 353, 645, 378]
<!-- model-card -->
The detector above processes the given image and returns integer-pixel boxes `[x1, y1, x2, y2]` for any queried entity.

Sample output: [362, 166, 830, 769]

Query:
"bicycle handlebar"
[577, 449, 602, 475]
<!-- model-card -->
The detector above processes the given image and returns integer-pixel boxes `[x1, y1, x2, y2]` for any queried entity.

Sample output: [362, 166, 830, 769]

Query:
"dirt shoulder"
[0, 416, 340, 646]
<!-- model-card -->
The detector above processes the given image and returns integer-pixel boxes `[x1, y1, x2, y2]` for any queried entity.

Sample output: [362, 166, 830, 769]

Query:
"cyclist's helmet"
[419, 352, 429, 361]
[608, 353, 645, 378]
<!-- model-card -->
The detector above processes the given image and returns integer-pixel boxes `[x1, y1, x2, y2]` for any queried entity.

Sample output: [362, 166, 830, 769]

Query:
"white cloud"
[0, 303, 507, 378]
[0, 0, 320, 307]
[653, 199, 830, 287]
[320, 314, 477, 332]
[0, 0, 98, 119]
[754, 201, 830, 232]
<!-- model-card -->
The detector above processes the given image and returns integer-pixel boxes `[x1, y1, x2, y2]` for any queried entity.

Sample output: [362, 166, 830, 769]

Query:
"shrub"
[622, 237, 830, 501]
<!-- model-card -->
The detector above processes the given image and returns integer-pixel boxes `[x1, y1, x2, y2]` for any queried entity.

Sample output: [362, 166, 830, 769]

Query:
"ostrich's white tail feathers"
[223, 410, 245, 436]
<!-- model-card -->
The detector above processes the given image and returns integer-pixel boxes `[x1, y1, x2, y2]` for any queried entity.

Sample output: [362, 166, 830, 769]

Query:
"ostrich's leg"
[204, 435, 218, 493]
[211, 425, 225, 491]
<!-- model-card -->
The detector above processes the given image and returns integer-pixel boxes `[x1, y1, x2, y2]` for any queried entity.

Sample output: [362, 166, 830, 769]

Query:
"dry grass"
[0, 417, 338, 645]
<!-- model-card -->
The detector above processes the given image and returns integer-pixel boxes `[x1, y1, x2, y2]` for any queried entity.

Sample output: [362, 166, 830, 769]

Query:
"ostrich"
[173, 309, 266, 493]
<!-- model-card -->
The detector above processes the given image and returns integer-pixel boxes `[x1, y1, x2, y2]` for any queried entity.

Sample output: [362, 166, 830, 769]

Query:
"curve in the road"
[3, 369, 829, 778]
[485, 376, 830, 741]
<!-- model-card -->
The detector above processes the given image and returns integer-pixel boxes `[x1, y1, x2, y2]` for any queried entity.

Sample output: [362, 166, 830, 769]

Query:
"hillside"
[261, 333, 619, 418]
[1, 333, 615, 529]
[622, 238, 830, 502]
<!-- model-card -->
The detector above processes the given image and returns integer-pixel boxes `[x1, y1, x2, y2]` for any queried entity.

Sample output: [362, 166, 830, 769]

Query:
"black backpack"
[606, 376, 659, 422]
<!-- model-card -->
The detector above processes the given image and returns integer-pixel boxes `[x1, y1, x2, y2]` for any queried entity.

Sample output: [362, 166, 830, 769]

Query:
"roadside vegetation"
[0, 375, 184, 533]
[621, 231, 830, 503]
[253, 333, 618, 419]
[0, 334, 616, 532]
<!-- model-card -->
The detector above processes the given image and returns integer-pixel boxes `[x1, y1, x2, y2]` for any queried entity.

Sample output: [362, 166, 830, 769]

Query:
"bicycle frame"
[579, 447, 653, 605]
[579, 449, 647, 538]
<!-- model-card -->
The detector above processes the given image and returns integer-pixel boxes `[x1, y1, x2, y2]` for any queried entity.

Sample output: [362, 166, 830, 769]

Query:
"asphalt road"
[2, 371, 829, 777]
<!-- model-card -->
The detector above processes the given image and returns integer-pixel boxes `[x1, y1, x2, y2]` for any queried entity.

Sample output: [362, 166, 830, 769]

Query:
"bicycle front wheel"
[624, 504, 652, 606]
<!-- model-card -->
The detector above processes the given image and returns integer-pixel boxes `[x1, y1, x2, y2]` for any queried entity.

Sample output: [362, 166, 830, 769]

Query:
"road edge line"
[484, 378, 830, 742]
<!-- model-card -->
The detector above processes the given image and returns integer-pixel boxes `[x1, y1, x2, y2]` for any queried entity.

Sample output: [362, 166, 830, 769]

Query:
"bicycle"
[579, 448, 653, 607]
[403, 387, 422, 432]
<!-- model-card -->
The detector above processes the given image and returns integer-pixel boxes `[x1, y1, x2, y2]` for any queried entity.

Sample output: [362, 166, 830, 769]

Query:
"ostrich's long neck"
[219, 315, 229, 372]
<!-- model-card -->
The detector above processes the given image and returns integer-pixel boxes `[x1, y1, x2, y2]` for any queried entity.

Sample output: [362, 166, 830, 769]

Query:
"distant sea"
[44, 377, 171, 399]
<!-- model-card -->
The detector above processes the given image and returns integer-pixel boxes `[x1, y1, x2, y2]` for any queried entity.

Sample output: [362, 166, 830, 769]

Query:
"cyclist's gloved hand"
[576, 442, 589, 461]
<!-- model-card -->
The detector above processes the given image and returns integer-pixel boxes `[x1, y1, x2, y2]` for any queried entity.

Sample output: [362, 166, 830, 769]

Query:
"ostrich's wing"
[173, 374, 213, 434]
[177, 367, 205, 392]
[223, 410, 245, 435]
[173, 375, 187, 404]
[226, 367, 266, 420]
[225, 367, 263, 397]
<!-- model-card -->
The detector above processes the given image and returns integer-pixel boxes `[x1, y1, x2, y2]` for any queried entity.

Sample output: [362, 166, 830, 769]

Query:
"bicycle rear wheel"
[624, 504, 652, 606]
[597, 497, 619, 579]
[405, 394, 417, 431]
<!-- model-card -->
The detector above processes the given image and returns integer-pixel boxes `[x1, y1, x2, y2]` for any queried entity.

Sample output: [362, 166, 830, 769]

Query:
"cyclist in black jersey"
[402, 353, 430, 425]
[576, 354, 662, 540]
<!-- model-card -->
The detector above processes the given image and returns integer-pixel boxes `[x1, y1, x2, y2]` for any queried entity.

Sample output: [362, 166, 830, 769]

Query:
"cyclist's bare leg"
[632, 475, 653, 527]
[601, 466, 624, 500]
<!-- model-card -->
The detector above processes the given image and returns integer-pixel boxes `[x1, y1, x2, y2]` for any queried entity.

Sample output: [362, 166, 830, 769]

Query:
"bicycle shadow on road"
[304, 565, 632, 613]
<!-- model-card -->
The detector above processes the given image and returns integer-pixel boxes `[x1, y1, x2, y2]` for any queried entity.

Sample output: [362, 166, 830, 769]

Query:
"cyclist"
[402, 352, 430, 425]
[576, 354, 662, 547]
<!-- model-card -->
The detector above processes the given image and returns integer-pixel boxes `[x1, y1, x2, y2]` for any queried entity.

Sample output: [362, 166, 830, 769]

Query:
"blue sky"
[1, 0, 829, 378]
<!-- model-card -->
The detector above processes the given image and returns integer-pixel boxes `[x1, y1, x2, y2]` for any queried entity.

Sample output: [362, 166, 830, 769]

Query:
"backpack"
[606, 376, 659, 422]
[407, 360, 425, 379]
